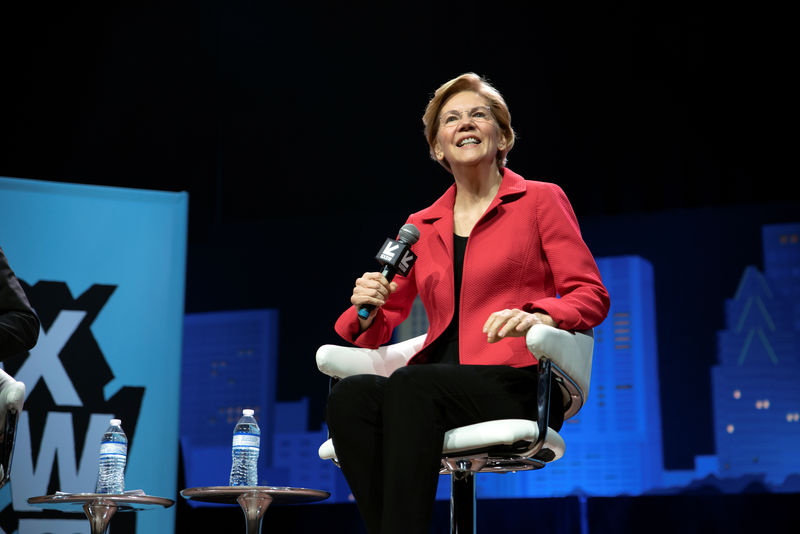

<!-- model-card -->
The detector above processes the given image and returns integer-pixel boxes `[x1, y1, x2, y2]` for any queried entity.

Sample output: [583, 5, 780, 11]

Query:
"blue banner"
[0, 176, 187, 534]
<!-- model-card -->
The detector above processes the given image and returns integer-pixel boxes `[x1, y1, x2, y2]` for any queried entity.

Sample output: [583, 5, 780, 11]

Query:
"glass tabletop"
[28, 492, 175, 512]
[180, 486, 330, 506]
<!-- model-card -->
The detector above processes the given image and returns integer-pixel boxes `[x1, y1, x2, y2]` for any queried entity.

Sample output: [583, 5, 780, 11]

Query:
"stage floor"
[175, 492, 800, 533]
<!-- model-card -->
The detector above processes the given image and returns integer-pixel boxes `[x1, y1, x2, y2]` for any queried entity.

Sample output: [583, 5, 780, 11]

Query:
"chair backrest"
[316, 325, 593, 421]
[316, 334, 426, 379]
[525, 325, 593, 420]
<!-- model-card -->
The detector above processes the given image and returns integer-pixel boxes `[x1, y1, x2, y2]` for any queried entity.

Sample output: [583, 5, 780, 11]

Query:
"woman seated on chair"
[326, 73, 610, 534]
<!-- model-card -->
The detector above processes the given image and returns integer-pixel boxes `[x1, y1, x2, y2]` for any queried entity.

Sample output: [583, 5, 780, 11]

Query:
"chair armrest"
[526, 324, 593, 419]
[316, 334, 427, 379]
[0, 374, 25, 414]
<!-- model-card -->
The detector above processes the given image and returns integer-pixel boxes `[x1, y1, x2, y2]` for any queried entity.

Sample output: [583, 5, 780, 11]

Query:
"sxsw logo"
[378, 239, 402, 263]
[0, 281, 144, 534]
[376, 239, 417, 276]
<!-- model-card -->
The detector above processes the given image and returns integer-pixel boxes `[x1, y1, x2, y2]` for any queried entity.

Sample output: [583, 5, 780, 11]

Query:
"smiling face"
[433, 91, 507, 172]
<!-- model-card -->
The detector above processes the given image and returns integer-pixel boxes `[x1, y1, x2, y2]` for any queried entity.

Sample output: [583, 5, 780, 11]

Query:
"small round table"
[27, 493, 174, 534]
[181, 486, 330, 534]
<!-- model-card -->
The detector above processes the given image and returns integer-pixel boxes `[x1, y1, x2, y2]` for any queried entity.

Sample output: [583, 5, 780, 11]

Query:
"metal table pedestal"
[181, 486, 330, 534]
[28, 493, 174, 534]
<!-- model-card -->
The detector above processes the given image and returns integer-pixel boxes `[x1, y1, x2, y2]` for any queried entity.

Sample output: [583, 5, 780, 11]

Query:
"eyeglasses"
[439, 106, 494, 128]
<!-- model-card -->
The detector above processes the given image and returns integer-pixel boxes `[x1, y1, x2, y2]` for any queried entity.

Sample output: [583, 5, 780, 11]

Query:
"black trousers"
[325, 363, 564, 534]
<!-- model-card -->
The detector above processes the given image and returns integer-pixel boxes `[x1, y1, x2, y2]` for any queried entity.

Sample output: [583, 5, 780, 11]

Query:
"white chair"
[317, 324, 594, 533]
[0, 371, 26, 488]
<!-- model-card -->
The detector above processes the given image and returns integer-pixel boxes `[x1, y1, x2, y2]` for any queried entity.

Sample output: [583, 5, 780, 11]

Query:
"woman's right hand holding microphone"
[351, 272, 397, 331]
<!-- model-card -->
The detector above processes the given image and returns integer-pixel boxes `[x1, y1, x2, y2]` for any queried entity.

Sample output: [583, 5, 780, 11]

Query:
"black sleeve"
[0, 245, 40, 360]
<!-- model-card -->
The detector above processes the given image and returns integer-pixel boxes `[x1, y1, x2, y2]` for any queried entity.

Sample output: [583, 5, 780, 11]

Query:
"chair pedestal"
[450, 471, 475, 534]
[444, 457, 486, 534]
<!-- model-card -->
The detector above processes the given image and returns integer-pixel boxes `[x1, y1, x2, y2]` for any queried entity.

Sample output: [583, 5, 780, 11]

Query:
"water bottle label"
[232, 433, 260, 448]
[100, 442, 127, 456]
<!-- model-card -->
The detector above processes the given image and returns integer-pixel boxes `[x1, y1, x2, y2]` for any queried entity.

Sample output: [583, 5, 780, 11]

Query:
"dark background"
[1, 0, 796, 481]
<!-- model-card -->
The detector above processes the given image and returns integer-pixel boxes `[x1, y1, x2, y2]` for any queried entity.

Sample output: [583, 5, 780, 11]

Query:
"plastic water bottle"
[229, 408, 260, 486]
[95, 418, 127, 494]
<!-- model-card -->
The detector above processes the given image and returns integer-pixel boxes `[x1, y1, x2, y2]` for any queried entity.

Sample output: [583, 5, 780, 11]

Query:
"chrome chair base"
[0, 408, 20, 488]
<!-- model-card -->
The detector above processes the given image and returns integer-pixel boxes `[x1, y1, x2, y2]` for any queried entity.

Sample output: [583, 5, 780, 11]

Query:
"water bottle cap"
[111, 418, 122, 426]
[242, 409, 254, 416]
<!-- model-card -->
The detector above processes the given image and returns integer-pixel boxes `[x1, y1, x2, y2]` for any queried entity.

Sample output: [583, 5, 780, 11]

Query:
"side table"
[28, 492, 174, 534]
[181, 486, 330, 534]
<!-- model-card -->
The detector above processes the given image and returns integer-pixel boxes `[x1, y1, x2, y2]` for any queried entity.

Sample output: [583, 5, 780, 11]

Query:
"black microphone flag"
[357, 223, 420, 320]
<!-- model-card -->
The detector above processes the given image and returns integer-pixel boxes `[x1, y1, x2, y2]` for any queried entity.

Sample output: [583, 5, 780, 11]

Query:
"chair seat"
[318, 418, 565, 472]
[442, 419, 564, 458]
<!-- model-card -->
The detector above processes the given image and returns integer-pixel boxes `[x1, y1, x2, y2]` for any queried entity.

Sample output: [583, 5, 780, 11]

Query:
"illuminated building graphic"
[474, 255, 664, 498]
[711, 224, 800, 484]
[271, 399, 352, 503]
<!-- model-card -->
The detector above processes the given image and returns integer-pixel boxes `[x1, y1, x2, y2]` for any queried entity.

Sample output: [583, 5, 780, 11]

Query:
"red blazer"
[335, 168, 610, 367]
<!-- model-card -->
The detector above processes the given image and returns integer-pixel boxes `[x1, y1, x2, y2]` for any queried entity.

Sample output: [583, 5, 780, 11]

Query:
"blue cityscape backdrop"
[179, 222, 800, 504]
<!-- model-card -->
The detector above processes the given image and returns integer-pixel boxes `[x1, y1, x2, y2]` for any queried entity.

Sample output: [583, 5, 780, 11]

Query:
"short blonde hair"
[422, 73, 516, 172]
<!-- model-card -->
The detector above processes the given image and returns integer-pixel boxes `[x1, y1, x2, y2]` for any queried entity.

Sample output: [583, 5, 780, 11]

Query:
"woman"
[326, 73, 609, 534]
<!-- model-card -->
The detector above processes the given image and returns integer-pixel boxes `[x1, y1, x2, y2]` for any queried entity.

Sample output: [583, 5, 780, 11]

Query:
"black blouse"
[424, 234, 468, 365]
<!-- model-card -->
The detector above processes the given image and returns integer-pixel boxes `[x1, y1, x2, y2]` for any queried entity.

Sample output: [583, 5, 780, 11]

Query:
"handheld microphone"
[357, 223, 420, 320]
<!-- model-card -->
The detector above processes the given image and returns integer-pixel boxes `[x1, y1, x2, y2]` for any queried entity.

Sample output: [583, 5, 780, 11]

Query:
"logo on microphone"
[379, 240, 400, 262]
[376, 239, 417, 276]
